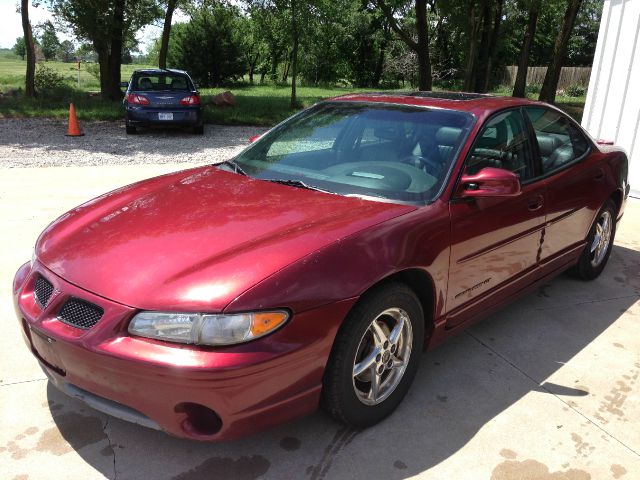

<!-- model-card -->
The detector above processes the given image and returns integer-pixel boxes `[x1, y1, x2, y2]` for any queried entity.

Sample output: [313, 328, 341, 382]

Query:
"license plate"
[158, 113, 173, 121]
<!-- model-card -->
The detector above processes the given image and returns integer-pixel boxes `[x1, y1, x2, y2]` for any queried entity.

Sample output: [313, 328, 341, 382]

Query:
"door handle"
[594, 168, 605, 181]
[527, 195, 544, 211]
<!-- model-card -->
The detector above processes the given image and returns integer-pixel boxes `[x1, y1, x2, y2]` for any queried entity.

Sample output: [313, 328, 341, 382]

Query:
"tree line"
[18, 0, 600, 106]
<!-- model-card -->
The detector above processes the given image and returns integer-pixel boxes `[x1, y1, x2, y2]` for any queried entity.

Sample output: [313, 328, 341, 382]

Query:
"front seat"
[434, 126, 463, 162]
[466, 123, 508, 174]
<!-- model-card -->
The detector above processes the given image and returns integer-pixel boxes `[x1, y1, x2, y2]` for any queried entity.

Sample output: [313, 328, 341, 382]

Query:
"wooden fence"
[502, 66, 592, 89]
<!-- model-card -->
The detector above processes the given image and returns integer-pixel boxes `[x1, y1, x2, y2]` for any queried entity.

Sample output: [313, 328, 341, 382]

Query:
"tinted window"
[131, 74, 193, 92]
[525, 107, 590, 174]
[464, 109, 534, 181]
[232, 103, 475, 204]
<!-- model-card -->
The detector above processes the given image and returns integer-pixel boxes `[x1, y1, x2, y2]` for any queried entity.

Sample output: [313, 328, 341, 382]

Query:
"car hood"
[36, 166, 415, 311]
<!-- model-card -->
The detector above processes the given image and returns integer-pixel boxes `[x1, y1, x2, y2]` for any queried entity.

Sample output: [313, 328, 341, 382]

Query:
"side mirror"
[248, 134, 262, 144]
[119, 81, 129, 88]
[458, 167, 521, 198]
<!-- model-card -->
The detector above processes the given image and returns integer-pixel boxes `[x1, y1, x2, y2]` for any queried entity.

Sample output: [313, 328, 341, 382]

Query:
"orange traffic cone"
[66, 103, 84, 137]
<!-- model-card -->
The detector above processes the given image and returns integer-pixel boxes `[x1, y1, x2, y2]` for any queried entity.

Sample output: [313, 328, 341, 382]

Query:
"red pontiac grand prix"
[13, 92, 629, 440]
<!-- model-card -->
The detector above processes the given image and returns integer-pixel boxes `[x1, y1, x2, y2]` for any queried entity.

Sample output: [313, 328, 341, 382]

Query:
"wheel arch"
[357, 268, 436, 343]
[609, 188, 623, 214]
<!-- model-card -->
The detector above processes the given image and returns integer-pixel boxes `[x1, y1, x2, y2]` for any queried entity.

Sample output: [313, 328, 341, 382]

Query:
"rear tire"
[193, 125, 204, 135]
[568, 199, 616, 280]
[126, 125, 137, 135]
[322, 283, 424, 428]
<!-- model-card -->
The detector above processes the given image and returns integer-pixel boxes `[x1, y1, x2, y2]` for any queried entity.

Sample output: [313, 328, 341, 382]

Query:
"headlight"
[128, 310, 289, 346]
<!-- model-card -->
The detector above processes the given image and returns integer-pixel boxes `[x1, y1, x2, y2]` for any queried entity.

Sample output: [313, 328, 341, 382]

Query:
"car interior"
[464, 110, 533, 179]
[234, 104, 592, 202]
[132, 74, 193, 92]
[525, 107, 590, 174]
[236, 105, 473, 202]
[462, 107, 591, 180]
[138, 77, 154, 91]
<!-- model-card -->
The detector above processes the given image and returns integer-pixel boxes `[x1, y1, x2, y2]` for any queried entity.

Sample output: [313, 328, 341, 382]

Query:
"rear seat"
[535, 133, 561, 170]
[536, 133, 574, 171]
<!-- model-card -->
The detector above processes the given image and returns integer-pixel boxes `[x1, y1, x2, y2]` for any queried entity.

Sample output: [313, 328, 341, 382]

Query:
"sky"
[0, 0, 188, 53]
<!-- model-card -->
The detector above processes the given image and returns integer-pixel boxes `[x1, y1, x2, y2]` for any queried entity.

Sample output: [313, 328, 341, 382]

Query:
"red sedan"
[13, 92, 629, 440]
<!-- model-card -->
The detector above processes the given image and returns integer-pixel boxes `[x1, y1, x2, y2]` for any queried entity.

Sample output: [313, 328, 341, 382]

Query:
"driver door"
[446, 108, 546, 328]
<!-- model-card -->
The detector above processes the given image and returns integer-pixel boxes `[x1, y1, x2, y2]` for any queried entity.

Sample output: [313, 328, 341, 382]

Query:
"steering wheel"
[400, 155, 443, 178]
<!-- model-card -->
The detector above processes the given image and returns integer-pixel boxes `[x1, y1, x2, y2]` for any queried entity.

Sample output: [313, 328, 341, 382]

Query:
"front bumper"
[13, 261, 354, 440]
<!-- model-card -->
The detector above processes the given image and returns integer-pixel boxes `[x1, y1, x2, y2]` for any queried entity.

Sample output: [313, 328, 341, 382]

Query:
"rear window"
[131, 74, 193, 92]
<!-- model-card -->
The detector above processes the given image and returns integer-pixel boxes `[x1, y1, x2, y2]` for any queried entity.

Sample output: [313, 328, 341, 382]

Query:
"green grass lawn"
[0, 55, 586, 125]
[0, 56, 153, 91]
[200, 84, 377, 125]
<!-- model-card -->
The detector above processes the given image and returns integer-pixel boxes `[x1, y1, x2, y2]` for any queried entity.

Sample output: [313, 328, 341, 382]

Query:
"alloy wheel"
[352, 307, 413, 406]
[590, 210, 612, 267]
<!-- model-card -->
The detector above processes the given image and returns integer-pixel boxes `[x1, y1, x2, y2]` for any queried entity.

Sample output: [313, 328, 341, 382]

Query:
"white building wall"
[582, 0, 640, 197]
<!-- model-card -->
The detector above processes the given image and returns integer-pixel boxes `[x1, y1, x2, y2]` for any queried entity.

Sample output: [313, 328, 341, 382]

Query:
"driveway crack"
[0, 377, 47, 387]
[466, 330, 640, 459]
[531, 293, 640, 311]
[102, 417, 117, 480]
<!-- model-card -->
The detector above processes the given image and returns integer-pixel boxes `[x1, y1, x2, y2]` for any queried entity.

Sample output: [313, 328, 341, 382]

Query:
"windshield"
[233, 102, 474, 203]
[131, 73, 193, 92]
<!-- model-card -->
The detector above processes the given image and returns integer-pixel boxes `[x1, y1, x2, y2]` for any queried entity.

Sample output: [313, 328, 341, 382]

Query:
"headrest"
[436, 127, 462, 146]
[172, 78, 187, 89]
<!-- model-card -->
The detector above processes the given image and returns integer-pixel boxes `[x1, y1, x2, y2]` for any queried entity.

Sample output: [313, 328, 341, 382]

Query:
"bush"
[491, 84, 513, 96]
[35, 64, 66, 92]
[34, 63, 74, 99]
[525, 83, 542, 95]
[565, 84, 586, 97]
[168, 6, 246, 87]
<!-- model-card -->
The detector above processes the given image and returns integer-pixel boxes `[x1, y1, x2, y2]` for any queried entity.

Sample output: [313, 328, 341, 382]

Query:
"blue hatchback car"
[122, 69, 204, 134]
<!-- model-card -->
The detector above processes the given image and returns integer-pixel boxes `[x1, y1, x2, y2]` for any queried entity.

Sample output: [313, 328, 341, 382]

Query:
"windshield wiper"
[215, 159, 247, 176]
[344, 193, 388, 201]
[266, 178, 333, 193]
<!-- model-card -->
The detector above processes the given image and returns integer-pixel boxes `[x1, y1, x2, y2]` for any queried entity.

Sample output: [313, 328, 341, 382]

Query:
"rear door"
[446, 108, 547, 327]
[523, 107, 603, 267]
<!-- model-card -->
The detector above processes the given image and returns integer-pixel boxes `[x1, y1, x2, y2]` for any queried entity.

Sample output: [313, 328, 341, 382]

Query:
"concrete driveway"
[1, 165, 639, 480]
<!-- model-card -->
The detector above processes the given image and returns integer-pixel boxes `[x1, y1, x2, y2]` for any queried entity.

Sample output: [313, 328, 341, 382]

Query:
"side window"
[464, 109, 534, 180]
[525, 107, 590, 174]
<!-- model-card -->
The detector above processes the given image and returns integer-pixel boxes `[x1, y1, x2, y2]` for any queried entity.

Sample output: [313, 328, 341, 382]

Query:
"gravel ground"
[0, 118, 267, 167]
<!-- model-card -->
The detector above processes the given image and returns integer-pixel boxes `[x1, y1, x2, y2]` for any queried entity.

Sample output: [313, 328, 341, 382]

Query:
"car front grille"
[58, 298, 104, 330]
[34, 275, 54, 308]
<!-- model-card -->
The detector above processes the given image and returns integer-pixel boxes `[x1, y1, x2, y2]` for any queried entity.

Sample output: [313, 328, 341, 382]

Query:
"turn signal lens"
[250, 312, 288, 336]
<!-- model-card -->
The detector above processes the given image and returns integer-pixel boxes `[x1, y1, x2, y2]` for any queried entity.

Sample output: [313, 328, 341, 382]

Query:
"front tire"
[125, 125, 137, 135]
[193, 125, 204, 135]
[322, 283, 424, 428]
[569, 199, 616, 280]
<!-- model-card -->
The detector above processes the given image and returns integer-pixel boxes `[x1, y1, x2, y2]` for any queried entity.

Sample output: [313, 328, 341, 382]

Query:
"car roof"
[329, 91, 543, 120]
[132, 68, 189, 76]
